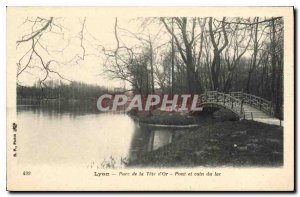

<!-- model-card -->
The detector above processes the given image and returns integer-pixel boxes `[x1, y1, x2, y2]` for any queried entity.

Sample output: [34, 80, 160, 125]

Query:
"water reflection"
[17, 106, 132, 166]
[17, 99, 102, 116]
[129, 124, 192, 162]
[17, 105, 186, 168]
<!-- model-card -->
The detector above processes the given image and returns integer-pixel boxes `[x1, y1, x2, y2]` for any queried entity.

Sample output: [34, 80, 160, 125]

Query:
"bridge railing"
[229, 91, 274, 116]
[201, 91, 244, 117]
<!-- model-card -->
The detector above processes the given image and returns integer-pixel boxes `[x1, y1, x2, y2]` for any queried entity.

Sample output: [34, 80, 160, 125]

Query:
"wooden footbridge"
[200, 91, 282, 126]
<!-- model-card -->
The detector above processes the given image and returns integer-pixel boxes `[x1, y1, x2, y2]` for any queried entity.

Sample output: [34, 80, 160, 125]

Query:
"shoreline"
[139, 122, 202, 128]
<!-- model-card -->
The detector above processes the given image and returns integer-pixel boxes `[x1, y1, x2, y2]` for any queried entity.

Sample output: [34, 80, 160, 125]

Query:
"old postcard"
[6, 7, 294, 191]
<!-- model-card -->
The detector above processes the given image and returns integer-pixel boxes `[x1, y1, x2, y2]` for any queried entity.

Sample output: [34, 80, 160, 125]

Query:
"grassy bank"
[130, 108, 239, 125]
[128, 120, 283, 167]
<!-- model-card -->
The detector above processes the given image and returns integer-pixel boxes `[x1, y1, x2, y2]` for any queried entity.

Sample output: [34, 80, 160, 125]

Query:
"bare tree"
[223, 22, 252, 92]
[161, 17, 201, 93]
[208, 17, 229, 91]
[16, 17, 87, 87]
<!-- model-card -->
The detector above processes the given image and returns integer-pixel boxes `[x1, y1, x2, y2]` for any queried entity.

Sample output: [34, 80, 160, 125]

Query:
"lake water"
[17, 105, 177, 168]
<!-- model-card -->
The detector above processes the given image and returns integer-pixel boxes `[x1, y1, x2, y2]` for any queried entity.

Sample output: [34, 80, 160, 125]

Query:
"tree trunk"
[149, 36, 155, 94]
[171, 18, 175, 94]
[246, 17, 259, 93]
[208, 17, 228, 91]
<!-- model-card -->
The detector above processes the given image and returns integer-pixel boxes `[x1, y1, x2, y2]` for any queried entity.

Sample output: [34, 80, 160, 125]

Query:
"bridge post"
[216, 89, 218, 102]
[240, 98, 244, 115]
[270, 103, 274, 116]
[259, 99, 262, 109]
[231, 98, 233, 109]
[240, 89, 243, 100]
[223, 93, 225, 104]
[280, 119, 282, 126]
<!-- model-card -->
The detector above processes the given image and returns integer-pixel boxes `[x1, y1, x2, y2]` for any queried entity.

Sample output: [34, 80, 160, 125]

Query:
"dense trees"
[16, 17, 284, 118]
[17, 80, 111, 101]
[102, 17, 283, 118]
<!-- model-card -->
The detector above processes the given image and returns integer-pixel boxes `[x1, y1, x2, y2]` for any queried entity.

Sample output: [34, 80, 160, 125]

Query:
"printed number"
[23, 171, 31, 176]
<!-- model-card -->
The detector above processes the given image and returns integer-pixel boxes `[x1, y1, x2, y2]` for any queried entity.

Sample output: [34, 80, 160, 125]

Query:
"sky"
[15, 15, 256, 88]
[16, 17, 164, 88]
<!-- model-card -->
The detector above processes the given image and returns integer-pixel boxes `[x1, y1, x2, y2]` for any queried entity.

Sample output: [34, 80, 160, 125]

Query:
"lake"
[17, 104, 179, 168]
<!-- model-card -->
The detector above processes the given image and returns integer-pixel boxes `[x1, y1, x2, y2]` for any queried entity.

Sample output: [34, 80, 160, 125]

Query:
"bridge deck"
[243, 104, 282, 126]
[243, 104, 271, 119]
